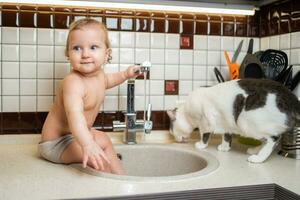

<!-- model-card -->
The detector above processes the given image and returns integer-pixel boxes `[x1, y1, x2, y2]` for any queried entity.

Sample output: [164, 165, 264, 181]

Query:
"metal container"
[278, 126, 300, 159]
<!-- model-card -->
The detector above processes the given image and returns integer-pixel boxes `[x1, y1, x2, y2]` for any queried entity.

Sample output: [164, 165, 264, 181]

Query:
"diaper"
[38, 134, 74, 163]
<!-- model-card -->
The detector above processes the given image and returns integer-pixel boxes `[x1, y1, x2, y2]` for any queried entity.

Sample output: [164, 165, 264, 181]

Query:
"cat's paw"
[195, 142, 208, 149]
[217, 144, 230, 152]
[247, 155, 266, 163]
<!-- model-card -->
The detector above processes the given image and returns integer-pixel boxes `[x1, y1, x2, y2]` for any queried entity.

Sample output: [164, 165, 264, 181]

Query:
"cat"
[167, 79, 300, 163]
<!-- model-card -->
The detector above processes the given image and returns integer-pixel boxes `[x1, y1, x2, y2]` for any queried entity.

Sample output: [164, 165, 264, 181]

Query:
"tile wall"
[0, 0, 300, 133]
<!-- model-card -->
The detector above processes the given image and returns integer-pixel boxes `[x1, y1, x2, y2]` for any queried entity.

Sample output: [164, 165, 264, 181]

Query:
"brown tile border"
[0, 111, 169, 134]
[164, 80, 179, 95]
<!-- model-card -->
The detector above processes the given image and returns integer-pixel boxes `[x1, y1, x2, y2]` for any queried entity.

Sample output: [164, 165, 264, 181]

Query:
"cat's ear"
[167, 110, 176, 121]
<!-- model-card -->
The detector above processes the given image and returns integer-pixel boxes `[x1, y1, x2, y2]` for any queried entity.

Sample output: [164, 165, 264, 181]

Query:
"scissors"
[214, 67, 225, 83]
[224, 40, 243, 80]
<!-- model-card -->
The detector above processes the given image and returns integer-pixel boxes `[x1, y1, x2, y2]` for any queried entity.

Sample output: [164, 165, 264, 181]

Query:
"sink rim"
[71, 144, 219, 182]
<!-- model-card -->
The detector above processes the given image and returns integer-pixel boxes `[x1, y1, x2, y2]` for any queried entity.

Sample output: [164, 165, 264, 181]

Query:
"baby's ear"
[167, 110, 176, 121]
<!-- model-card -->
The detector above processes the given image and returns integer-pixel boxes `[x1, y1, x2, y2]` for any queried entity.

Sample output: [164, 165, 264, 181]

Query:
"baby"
[38, 18, 140, 175]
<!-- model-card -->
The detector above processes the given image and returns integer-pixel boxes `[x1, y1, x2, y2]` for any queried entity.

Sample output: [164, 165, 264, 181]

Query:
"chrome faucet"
[113, 62, 153, 144]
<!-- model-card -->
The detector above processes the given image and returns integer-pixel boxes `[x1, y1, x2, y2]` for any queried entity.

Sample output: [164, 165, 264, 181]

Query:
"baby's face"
[68, 24, 110, 75]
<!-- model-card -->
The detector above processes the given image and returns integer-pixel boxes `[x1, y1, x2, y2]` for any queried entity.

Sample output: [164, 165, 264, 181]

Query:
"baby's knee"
[92, 130, 113, 148]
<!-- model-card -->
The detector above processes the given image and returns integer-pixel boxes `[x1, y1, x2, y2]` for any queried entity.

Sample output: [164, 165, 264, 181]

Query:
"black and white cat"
[167, 79, 300, 163]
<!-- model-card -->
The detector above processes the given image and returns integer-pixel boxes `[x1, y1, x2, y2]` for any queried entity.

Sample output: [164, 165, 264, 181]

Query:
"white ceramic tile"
[55, 63, 70, 79]
[194, 50, 207, 65]
[151, 33, 165, 49]
[151, 49, 165, 64]
[150, 80, 164, 95]
[150, 64, 164, 80]
[165, 49, 179, 64]
[281, 49, 290, 63]
[54, 80, 62, 95]
[221, 36, 234, 51]
[150, 96, 164, 110]
[118, 96, 127, 111]
[120, 32, 135, 48]
[279, 33, 290, 50]
[179, 80, 192, 95]
[193, 65, 207, 80]
[234, 37, 247, 52]
[2, 45, 19, 61]
[207, 51, 221, 66]
[91, 16, 102, 22]
[38, 79, 54, 95]
[20, 45, 37, 61]
[252, 38, 260, 53]
[0, 27, 1, 43]
[38, 28, 54, 45]
[109, 48, 119, 64]
[54, 46, 68, 62]
[20, 96, 36, 112]
[179, 50, 193, 65]
[20, 62, 36, 78]
[290, 49, 300, 65]
[193, 80, 207, 88]
[164, 95, 178, 110]
[178, 95, 188, 101]
[119, 48, 134, 64]
[135, 95, 145, 111]
[2, 27, 19, 44]
[136, 32, 150, 48]
[269, 35, 280, 49]
[207, 66, 219, 81]
[37, 45, 54, 62]
[135, 48, 150, 64]
[194, 35, 207, 50]
[165, 34, 179, 49]
[37, 62, 53, 78]
[54, 29, 68, 45]
[108, 31, 119, 47]
[165, 65, 179, 80]
[208, 36, 221, 50]
[2, 79, 19, 95]
[2, 96, 19, 112]
[236, 51, 247, 65]
[20, 79, 36, 95]
[103, 63, 119, 74]
[0, 45, 1, 60]
[179, 65, 193, 80]
[103, 96, 118, 111]
[20, 28, 37, 44]
[260, 37, 270, 50]
[37, 96, 53, 111]
[106, 86, 119, 95]
[2, 62, 19, 78]
[291, 32, 300, 48]
[135, 80, 146, 95]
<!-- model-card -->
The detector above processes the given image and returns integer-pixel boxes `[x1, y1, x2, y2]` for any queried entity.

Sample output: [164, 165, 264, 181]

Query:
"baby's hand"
[126, 65, 141, 78]
[82, 141, 111, 170]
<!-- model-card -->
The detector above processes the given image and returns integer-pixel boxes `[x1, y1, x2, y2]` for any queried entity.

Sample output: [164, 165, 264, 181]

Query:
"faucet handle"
[144, 103, 153, 134]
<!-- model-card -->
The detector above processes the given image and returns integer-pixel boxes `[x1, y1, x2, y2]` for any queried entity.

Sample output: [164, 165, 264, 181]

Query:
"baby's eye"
[90, 45, 99, 50]
[72, 46, 81, 51]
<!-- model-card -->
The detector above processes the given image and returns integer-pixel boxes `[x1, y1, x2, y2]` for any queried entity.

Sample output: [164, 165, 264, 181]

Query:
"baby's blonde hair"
[65, 18, 112, 62]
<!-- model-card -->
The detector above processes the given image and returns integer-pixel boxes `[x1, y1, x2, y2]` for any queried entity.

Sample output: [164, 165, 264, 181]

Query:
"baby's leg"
[91, 129, 126, 175]
[217, 133, 232, 152]
[247, 136, 279, 163]
[195, 132, 211, 149]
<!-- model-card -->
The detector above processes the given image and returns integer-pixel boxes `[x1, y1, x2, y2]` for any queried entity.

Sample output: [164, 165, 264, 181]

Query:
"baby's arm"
[105, 65, 140, 89]
[62, 76, 110, 169]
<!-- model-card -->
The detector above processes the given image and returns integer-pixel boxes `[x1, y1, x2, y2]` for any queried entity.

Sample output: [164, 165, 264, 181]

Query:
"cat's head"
[167, 103, 194, 142]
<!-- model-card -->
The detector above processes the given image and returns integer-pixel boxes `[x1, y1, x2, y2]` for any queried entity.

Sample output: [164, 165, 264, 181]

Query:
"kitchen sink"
[71, 144, 219, 181]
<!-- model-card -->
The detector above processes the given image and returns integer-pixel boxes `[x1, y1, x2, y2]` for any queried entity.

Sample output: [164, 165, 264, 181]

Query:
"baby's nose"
[82, 49, 90, 57]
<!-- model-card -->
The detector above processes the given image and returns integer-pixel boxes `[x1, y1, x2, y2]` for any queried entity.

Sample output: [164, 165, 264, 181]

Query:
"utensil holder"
[278, 126, 300, 159]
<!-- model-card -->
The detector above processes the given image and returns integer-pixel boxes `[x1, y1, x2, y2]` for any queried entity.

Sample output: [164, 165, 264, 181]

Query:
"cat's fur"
[167, 79, 300, 163]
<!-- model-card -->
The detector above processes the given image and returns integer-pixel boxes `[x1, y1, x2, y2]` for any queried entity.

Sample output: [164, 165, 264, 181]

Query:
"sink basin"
[71, 144, 219, 181]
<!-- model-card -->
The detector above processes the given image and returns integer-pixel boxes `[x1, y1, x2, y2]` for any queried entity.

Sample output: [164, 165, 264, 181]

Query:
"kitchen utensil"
[260, 49, 288, 80]
[225, 40, 243, 80]
[239, 39, 264, 79]
[213, 67, 225, 83]
[290, 70, 300, 91]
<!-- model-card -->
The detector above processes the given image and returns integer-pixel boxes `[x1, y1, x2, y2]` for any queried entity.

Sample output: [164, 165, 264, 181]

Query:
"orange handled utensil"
[225, 51, 239, 80]
[225, 40, 243, 80]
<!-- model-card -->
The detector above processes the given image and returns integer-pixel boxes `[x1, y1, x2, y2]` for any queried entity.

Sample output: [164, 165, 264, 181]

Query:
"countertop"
[0, 131, 299, 200]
